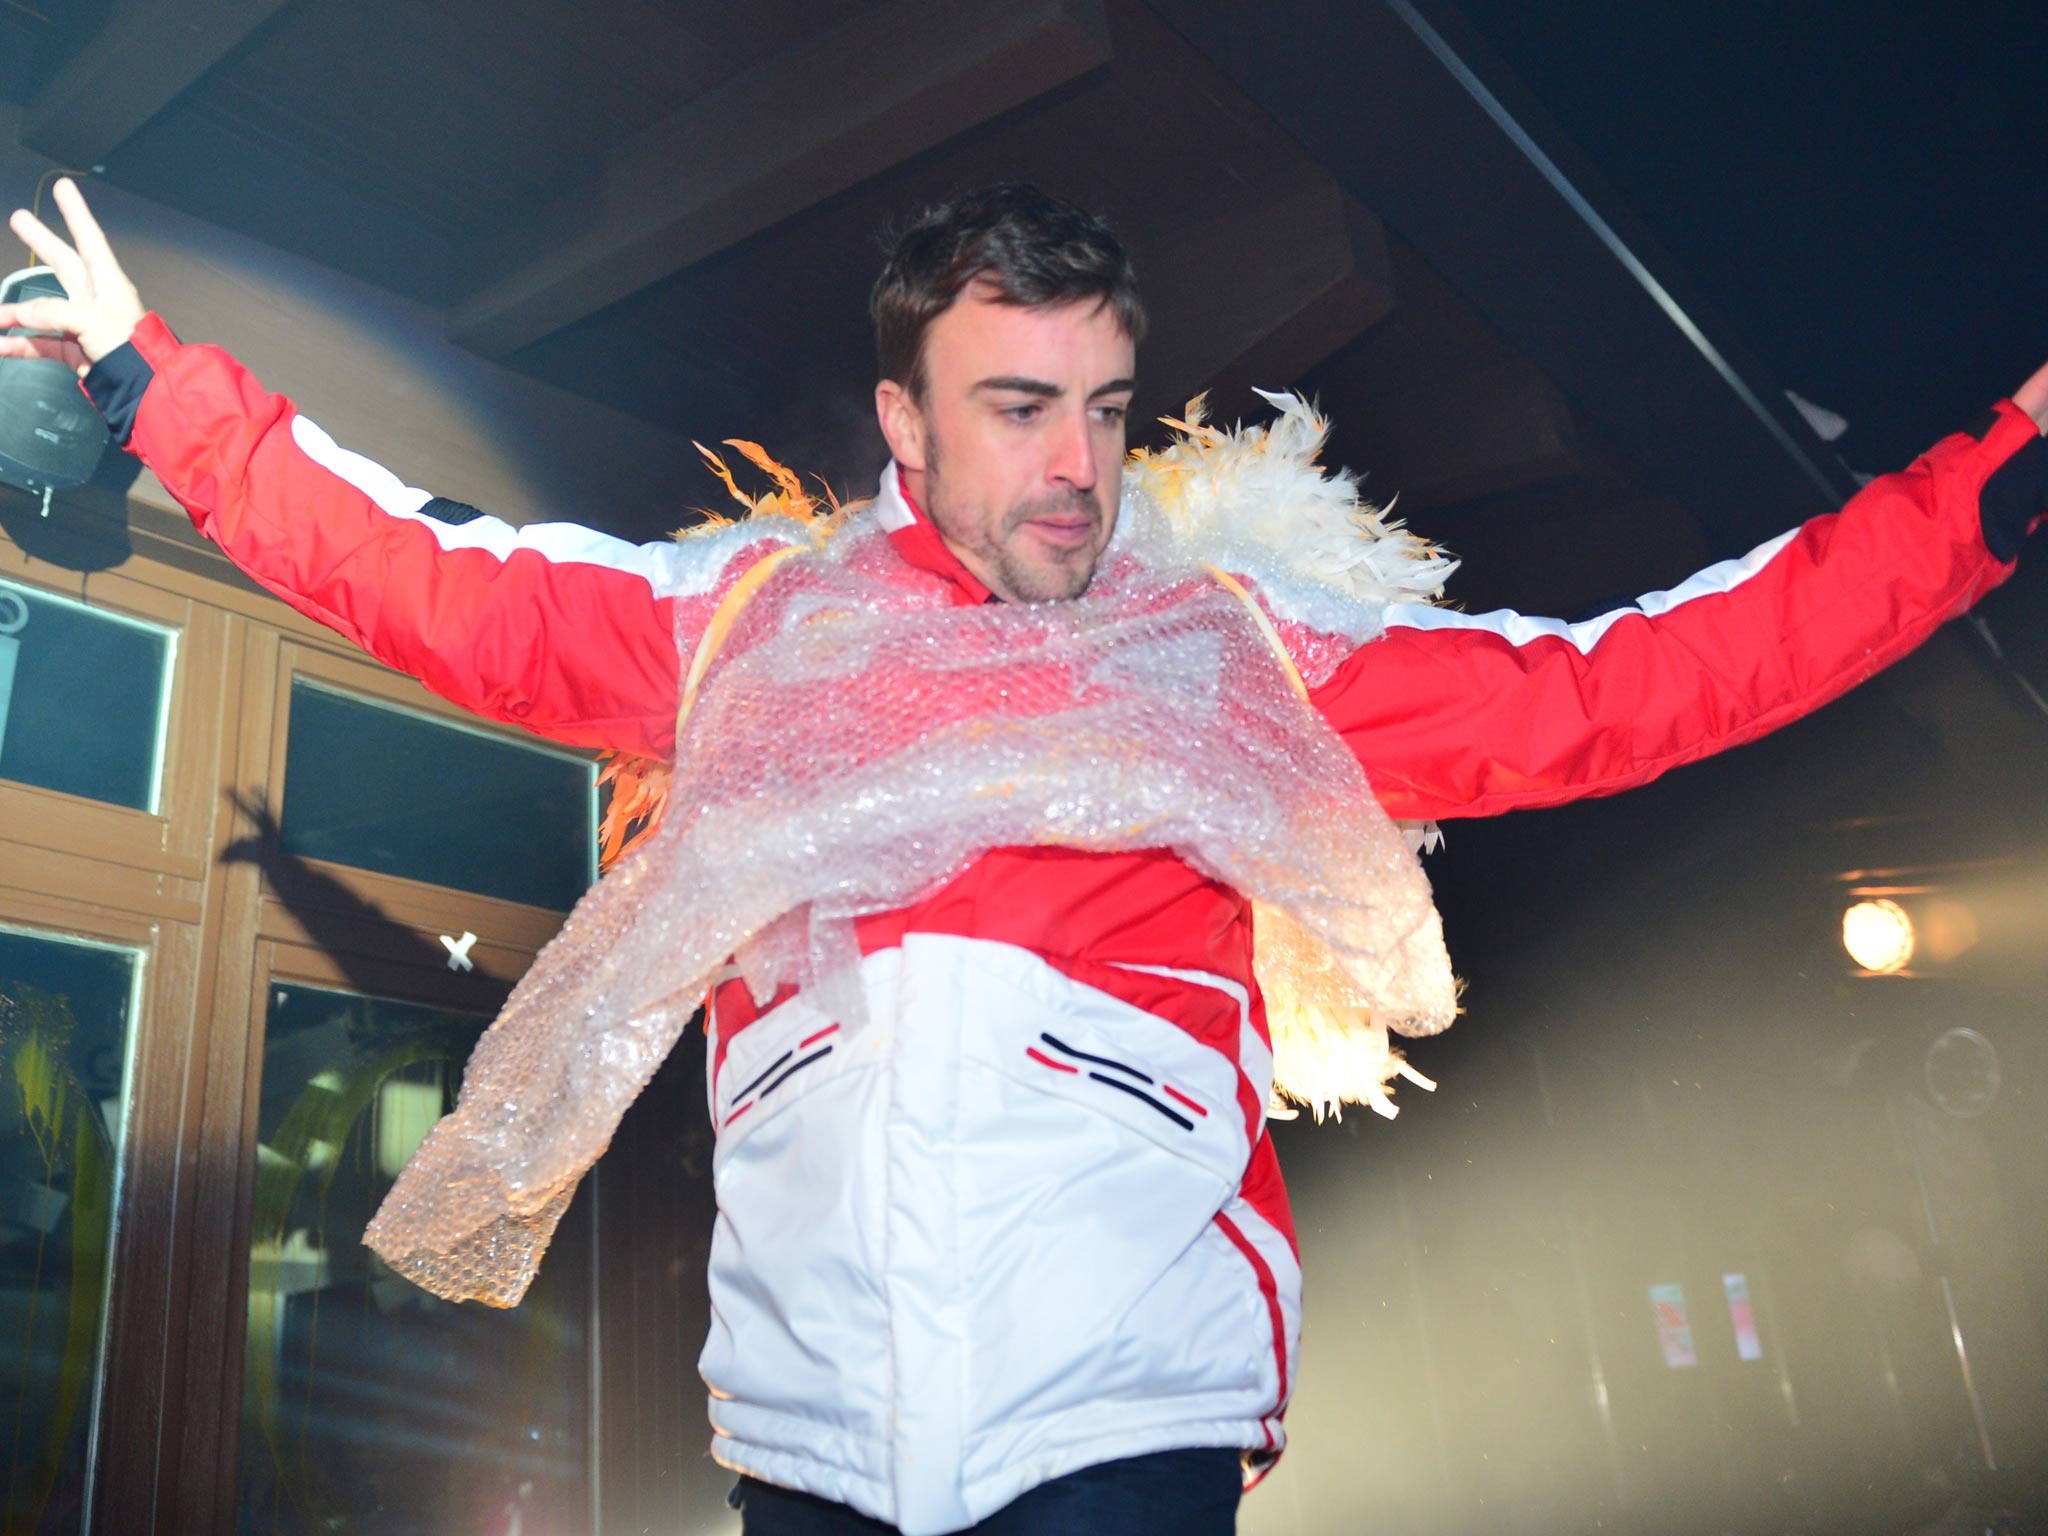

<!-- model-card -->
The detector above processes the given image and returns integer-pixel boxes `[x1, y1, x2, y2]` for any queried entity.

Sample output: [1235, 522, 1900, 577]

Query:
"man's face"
[877, 282, 1136, 602]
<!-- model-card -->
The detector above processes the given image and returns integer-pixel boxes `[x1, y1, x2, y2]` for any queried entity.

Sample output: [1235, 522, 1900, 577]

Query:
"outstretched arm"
[0, 180, 792, 760]
[1312, 384, 2048, 823]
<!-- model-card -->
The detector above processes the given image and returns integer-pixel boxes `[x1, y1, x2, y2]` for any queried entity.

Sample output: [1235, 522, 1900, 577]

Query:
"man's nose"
[1047, 408, 1097, 491]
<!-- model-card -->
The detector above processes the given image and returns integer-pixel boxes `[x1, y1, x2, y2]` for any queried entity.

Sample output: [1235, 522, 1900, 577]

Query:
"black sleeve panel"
[80, 341, 154, 447]
[1982, 428, 2048, 562]
[418, 495, 486, 526]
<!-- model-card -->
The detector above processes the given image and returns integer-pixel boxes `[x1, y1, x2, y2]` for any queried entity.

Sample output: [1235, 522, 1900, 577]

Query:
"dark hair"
[871, 183, 1146, 398]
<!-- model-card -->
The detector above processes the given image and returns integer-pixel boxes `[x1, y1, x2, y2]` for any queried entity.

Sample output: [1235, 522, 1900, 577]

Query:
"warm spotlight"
[1843, 898, 1915, 973]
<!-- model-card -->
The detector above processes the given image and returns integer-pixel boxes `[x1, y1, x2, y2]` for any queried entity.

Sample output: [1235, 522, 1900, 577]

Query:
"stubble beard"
[927, 446, 1106, 603]
[992, 487, 1104, 601]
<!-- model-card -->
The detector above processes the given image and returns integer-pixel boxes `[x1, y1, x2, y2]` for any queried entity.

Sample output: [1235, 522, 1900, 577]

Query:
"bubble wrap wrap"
[363, 511, 1455, 1305]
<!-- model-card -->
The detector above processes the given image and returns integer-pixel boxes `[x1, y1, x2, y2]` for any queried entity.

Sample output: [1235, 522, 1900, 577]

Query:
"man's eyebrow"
[972, 375, 1062, 398]
[968, 376, 1139, 400]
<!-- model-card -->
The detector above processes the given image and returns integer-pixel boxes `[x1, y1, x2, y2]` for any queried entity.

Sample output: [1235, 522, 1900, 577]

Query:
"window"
[0, 577, 176, 813]
[0, 924, 141, 1536]
[236, 984, 595, 1536]
[279, 680, 596, 911]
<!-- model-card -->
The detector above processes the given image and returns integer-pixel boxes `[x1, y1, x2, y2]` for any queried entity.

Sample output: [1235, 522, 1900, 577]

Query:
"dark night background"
[1454, 0, 2044, 471]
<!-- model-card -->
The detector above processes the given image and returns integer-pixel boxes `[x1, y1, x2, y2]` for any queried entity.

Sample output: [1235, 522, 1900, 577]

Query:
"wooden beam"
[20, 0, 292, 167]
[1196, 195, 1397, 416]
[1388, 359, 1579, 506]
[1331, 358, 1580, 510]
[449, 0, 1112, 360]
[1126, 175, 1393, 429]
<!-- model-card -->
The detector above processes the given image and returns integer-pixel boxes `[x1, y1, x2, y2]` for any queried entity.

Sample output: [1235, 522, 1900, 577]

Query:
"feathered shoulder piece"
[1122, 389, 1456, 642]
[683, 435, 855, 536]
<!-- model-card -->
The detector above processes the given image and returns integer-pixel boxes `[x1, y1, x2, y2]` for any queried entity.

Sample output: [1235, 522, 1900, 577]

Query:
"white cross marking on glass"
[440, 930, 478, 972]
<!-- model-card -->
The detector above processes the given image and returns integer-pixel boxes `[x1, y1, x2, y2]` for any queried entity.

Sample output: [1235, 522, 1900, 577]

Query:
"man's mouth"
[1023, 513, 1097, 550]
[1013, 493, 1101, 552]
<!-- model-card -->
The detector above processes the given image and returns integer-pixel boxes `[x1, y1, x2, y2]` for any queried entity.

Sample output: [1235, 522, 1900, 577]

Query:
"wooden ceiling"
[3, 0, 1846, 613]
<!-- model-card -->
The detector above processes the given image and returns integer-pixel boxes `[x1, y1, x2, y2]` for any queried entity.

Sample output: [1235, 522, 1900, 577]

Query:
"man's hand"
[0, 178, 145, 376]
[2015, 358, 2048, 434]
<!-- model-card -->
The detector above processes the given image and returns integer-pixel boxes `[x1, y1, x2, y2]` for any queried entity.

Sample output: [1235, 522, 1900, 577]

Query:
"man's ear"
[875, 379, 928, 473]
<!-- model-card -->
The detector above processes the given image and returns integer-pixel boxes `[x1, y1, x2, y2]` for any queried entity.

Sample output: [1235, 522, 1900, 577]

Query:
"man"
[4, 179, 2044, 1536]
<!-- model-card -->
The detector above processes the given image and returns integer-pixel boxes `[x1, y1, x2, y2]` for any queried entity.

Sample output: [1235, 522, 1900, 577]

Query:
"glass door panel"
[235, 983, 594, 1536]
[0, 578, 176, 814]
[279, 680, 596, 912]
[0, 924, 140, 1536]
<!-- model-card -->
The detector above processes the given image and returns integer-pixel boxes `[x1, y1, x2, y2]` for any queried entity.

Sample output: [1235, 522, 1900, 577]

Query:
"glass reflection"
[0, 577, 174, 814]
[0, 925, 138, 1536]
[236, 984, 592, 1536]
[280, 681, 596, 912]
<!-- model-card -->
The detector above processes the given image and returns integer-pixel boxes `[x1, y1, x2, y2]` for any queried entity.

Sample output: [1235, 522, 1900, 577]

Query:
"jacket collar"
[874, 461, 994, 606]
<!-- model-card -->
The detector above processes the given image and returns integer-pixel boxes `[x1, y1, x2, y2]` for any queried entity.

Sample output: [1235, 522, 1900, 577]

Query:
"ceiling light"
[1843, 898, 1914, 974]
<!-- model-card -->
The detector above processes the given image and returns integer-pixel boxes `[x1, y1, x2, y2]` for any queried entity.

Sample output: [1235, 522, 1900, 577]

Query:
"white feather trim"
[1251, 900, 1447, 1122]
[1121, 390, 1457, 644]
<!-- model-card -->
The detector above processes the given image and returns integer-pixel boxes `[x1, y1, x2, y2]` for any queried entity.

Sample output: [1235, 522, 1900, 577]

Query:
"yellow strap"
[677, 543, 808, 733]
[1203, 563, 1309, 703]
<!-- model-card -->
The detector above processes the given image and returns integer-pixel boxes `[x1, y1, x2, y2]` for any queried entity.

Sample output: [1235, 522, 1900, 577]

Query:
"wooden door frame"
[0, 522, 641, 1534]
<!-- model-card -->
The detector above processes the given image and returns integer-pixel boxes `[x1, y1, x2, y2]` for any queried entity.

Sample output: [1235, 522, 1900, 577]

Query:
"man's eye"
[1003, 403, 1042, 423]
[1094, 405, 1128, 426]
